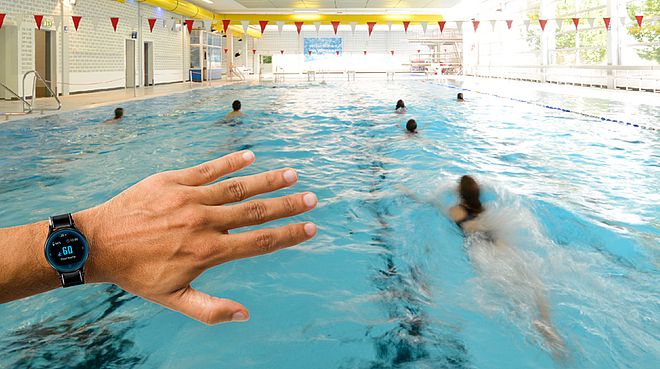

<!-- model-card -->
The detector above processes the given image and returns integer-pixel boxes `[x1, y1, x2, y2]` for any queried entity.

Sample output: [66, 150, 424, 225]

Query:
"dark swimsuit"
[456, 205, 496, 243]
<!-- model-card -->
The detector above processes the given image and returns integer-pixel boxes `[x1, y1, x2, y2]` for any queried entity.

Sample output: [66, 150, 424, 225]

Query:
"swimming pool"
[0, 79, 658, 368]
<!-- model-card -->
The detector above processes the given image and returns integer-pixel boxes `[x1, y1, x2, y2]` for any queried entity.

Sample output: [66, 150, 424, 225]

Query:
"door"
[34, 30, 56, 98]
[125, 39, 136, 88]
[144, 41, 154, 86]
[0, 26, 19, 100]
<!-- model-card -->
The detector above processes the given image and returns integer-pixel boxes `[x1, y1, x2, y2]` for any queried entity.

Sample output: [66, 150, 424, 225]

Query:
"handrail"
[0, 81, 33, 119]
[23, 70, 62, 113]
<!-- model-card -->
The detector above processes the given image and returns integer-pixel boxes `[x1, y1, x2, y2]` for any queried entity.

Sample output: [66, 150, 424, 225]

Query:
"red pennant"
[363, 50, 367, 55]
[72, 15, 82, 31]
[403, 21, 410, 32]
[259, 20, 268, 34]
[222, 19, 230, 33]
[34, 15, 44, 30]
[308, 50, 312, 55]
[390, 50, 394, 55]
[331, 21, 340, 34]
[280, 50, 284, 54]
[224, 48, 228, 54]
[295, 22, 303, 35]
[472, 20, 480, 31]
[184, 20, 194, 33]
[506, 20, 513, 29]
[539, 19, 547, 31]
[572, 18, 580, 29]
[438, 21, 446, 33]
[252, 49, 256, 55]
[110, 17, 119, 32]
[603, 17, 611, 30]
[417, 49, 420, 53]
[367, 22, 376, 36]
[0, 14, 5, 29]
[148, 18, 157, 32]
[635, 15, 643, 28]
[336, 50, 340, 56]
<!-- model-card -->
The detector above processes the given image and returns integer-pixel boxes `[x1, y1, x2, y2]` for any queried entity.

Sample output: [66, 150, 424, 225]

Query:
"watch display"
[45, 229, 89, 273]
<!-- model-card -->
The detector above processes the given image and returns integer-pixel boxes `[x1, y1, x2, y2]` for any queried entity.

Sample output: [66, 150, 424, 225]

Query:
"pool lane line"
[441, 83, 656, 132]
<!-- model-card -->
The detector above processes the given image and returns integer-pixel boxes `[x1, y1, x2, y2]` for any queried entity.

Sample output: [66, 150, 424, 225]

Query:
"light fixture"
[294, 10, 319, 13]
[386, 10, 411, 14]
[201, 0, 214, 4]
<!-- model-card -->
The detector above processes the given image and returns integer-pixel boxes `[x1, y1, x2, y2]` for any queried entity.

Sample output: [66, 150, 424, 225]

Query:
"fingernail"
[283, 169, 297, 184]
[232, 311, 249, 322]
[303, 193, 317, 207]
[242, 151, 255, 162]
[304, 222, 318, 237]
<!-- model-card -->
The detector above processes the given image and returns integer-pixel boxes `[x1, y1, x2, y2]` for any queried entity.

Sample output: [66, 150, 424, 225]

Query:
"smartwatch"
[44, 213, 89, 287]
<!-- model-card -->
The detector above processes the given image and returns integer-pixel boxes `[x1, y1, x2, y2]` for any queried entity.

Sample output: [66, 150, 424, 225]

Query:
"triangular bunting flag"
[252, 49, 256, 55]
[110, 17, 119, 32]
[455, 21, 464, 30]
[554, 19, 562, 31]
[0, 14, 5, 29]
[224, 48, 228, 54]
[390, 50, 394, 55]
[148, 18, 157, 32]
[572, 17, 580, 29]
[276, 21, 284, 35]
[523, 19, 530, 31]
[240, 20, 249, 34]
[472, 20, 480, 31]
[185, 19, 194, 33]
[587, 18, 595, 28]
[222, 19, 230, 33]
[635, 15, 643, 28]
[363, 50, 367, 55]
[367, 22, 376, 36]
[438, 20, 446, 33]
[387, 21, 393, 31]
[350, 21, 357, 35]
[489, 20, 497, 31]
[34, 15, 43, 30]
[308, 50, 312, 55]
[314, 21, 321, 34]
[72, 15, 82, 31]
[420, 21, 428, 33]
[295, 21, 303, 35]
[506, 20, 513, 29]
[259, 20, 268, 34]
[603, 17, 611, 30]
[539, 19, 547, 31]
[336, 50, 340, 56]
[403, 21, 410, 32]
[331, 21, 340, 34]
[280, 50, 284, 54]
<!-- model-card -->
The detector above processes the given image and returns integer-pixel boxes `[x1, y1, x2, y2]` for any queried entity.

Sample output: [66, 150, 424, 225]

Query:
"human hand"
[76, 151, 317, 325]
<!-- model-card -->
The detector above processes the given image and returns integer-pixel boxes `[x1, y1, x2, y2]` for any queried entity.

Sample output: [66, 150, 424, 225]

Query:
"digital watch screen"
[45, 229, 89, 272]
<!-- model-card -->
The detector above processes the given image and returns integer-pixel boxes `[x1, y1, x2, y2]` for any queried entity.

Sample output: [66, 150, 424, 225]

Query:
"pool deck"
[2, 74, 658, 124]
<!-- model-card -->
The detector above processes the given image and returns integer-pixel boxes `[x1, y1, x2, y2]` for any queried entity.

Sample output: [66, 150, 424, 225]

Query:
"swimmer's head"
[232, 100, 241, 111]
[457, 93, 464, 101]
[114, 108, 124, 119]
[459, 175, 483, 213]
[406, 119, 417, 133]
[396, 100, 405, 110]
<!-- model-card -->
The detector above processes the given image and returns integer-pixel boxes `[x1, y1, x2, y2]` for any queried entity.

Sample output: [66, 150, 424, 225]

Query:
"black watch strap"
[61, 270, 85, 287]
[50, 213, 74, 230]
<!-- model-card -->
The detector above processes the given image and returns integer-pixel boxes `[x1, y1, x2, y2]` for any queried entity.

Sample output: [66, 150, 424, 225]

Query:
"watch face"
[45, 229, 89, 273]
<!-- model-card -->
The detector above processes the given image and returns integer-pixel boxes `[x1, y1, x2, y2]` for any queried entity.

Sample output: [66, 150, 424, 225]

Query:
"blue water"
[0, 80, 658, 369]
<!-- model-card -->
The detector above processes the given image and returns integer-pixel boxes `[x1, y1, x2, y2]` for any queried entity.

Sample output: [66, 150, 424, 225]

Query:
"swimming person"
[406, 119, 417, 134]
[225, 100, 244, 120]
[104, 108, 124, 124]
[457, 93, 464, 102]
[395, 100, 407, 113]
[0, 151, 318, 325]
[400, 176, 566, 361]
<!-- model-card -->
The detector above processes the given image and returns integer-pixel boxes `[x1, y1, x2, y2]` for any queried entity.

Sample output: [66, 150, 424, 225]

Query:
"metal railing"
[0, 81, 32, 120]
[22, 70, 62, 113]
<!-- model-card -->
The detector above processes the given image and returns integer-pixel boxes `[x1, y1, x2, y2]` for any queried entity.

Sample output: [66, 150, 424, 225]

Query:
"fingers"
[199, 168, 299, 205]
[216, 192, 317, 229]
[164, 286, 250, 325]
[171, 151, 256, 186]
[214, 222, 318, 265]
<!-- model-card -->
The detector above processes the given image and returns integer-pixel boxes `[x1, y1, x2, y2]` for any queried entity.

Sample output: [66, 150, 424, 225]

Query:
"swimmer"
[400, 176, 567, 362]
[457, 93, 464, 102]
[225, 100, 244, 120]
[406, 119, 417, 134]
[395, 100, 407, 114]
[104, 108, 124, 124]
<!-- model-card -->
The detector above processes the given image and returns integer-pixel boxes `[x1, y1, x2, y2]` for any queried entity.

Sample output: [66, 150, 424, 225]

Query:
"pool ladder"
[1, 70, 62, 120]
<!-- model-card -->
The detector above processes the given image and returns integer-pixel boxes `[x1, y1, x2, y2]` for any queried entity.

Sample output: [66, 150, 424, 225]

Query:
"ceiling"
[187, 0, 461, 12]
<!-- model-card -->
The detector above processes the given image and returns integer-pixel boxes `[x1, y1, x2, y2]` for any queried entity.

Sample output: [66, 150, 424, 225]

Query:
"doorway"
[0, 26, 19, 100]
[125, 39, 136, 89]
[34, 29, 56, 98]
[144, 41, 154, 86]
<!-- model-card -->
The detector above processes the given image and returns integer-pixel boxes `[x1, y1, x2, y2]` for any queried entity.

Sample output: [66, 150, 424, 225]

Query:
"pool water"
[0, 79, 658, 369]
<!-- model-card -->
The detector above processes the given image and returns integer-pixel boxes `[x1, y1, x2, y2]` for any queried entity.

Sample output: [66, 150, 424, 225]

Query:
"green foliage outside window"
[627, 0, 660, 63]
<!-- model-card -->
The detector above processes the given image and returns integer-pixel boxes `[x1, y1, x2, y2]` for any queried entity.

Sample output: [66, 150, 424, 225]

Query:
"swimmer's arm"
[397, 185, 448, 213]
[0, 151, 318, 325]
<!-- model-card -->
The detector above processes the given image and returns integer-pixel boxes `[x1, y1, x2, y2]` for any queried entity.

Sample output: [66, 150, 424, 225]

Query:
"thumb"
[164, 286, 250, 325]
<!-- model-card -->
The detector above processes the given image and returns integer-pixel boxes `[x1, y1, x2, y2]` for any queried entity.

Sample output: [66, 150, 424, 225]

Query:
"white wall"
[0, 0, 190, 96]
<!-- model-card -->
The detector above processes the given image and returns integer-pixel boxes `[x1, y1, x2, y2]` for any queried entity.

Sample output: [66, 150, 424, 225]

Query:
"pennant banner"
[390, 50, 394, 55]
[295, 21, 303, 35]
[438, 20, 446, 33]
[222, 19, 230, 33]
[314, 21, 321, 34]
[506, 20, 513, 29]
[363, 50, 367, 55]
[276, 21, 284, 35]
[367, 21, 376, 36]
[110, 17, 119, 32]
[523, 19, 530, 31]
[555, 18, 564, 31]
[336, 50, 340, 56]
[572, 17, 580, 29]
[72, 15, 82, 31]
[350, 21, 357, 35]
[539, 19, 547, 31]
[403, 21, 410, 32]
[240, 20, 249, 34]
[619, 16, 626, 26]
[330, 20, 340, 34]
[34, 15, 44, 30]
[635, 15, 643, 28]
[489, 19, 497, 31]
[0, 14, 5, 29]
[185, 19, 194, 33]
[587, 18, 596, 28]
[224, 48, 228, 54]
[387, 21, 393, 31]
[308, 50, 312, 55]
[603, 17, 611, 30]
[472, 20, 480, 31]
[455, 21, 463, 30]
[280, 49, 284, 54]
[420, 21, 427, 34]
[259, 20, 268, 34]
[252, 48, 256, 55]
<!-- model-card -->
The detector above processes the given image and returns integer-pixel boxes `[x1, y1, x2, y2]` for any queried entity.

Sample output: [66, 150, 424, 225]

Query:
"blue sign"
[304, 37, 342, 60]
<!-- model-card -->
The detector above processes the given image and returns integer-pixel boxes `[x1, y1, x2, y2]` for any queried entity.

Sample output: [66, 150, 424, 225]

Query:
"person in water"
[456, 93, 464, 102]
[104, 108, 124, 124]
[401, 175, 567, 361]
[395, 100, 407, 113]
[225, 100, 244, 120]
[406, 119, 417, 134]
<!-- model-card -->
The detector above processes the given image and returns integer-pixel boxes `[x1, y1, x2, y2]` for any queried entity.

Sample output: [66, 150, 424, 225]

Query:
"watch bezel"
[44, 228, 89, 273]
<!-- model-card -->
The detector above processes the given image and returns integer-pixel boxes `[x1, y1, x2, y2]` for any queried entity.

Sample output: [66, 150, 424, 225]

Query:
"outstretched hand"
[76, 151, 317, 325]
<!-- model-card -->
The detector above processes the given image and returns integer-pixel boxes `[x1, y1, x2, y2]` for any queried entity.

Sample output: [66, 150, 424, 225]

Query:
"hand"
[76, 151, 318, 325]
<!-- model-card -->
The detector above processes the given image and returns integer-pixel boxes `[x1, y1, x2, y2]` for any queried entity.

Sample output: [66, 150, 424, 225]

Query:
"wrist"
[72, 206, 109, 284]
